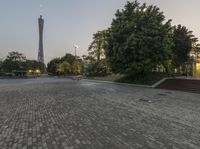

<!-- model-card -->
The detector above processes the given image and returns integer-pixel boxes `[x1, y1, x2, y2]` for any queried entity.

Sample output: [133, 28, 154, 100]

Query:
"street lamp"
[73, 44, 79, 57]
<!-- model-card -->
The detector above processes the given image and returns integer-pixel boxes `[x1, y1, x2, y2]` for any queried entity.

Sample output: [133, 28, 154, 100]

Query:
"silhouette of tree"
[88, 31, 106, 61]
[2, 51, 27, 72]
[172, 24, 198, 71]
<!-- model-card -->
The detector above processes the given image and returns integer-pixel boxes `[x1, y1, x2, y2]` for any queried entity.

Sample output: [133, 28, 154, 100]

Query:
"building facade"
[193, 58, 200, 77]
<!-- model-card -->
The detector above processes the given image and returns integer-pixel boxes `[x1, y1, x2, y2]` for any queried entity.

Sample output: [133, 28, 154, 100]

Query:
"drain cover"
[157, 93, 167, 96]
[138, 98, 152, 103]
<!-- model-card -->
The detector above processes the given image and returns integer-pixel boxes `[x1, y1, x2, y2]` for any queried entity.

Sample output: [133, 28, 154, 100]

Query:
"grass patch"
[86, 74, 125, 82]
[116, 73, 169, 85]
[87, 72, 169, 85]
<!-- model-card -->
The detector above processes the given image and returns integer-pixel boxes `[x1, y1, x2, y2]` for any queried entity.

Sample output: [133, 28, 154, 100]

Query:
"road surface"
[0, 78, 199, 149]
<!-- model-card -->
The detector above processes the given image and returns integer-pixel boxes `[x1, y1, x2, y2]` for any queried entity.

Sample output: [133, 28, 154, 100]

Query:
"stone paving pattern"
[0, 78, 200, 149]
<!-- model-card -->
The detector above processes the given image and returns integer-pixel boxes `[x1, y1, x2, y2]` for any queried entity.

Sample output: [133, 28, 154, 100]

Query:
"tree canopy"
[47, 53, 82, 75]
[172, 24, 198, 69]
[85, 30, 109, 76]
[1, 51, 45, 73]
[88, 31, 106, 61]
[104, 1, 173, 75]
[0, 59, 3, 72]
[56, 61, 71, 75]
[2, 51, 27, 72]
[47, 58, 61, 75]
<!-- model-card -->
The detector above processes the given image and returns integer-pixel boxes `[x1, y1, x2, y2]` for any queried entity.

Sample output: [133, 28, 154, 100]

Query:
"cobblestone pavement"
[0, 78, 200, 149]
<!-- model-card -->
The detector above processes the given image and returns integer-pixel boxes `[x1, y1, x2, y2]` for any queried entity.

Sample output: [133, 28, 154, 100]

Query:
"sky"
[0, 0, 200, 63]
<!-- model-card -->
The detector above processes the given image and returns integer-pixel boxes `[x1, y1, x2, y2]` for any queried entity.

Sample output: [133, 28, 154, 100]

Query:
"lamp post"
[73, 44, 79, 58]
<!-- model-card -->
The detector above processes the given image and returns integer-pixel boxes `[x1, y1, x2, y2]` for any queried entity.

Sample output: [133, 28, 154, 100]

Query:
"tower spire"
[40, 4, 43, 15]
[37, 15, 44, 64]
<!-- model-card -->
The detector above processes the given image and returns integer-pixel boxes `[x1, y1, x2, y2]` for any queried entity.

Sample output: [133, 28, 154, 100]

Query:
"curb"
[151, 76, 200, 88]
[84, 77, 178, 89]
[152, 77, 171, 88]
[82, 79, 153, 88]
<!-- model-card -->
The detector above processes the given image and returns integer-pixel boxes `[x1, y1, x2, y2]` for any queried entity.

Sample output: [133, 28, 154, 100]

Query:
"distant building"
[192, 58, 200, 77]
[188, 50, 200, 77]
[37, 15, 45, 64]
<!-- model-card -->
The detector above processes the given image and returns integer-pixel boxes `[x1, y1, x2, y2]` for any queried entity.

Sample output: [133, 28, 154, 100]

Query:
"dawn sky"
[0, 0, 200, 63]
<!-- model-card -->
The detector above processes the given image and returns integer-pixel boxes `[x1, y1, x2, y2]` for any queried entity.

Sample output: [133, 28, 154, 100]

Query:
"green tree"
[88, 31, 106, 61]
[104, 1, 173, 75]
[193, 44, 200, 59]
[6, 51, 26, 61]
[61, 53, 76, 63]
[172, 24, 198, 72]
[85, 59, 109, 76]
[0, 59, 2, 69]
[47, 53, 83, 75]
[2, 51, 27, 72]
[85, 30, 109, 76]
[25, 60, 45, 73]
[56, 61, 71, 75]
[47, 58, 61, 75]
[0, 59, 3, 75]
[71, 61, 81, 75]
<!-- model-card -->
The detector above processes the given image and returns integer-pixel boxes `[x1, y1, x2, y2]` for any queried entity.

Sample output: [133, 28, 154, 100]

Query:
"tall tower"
[38, 15, 44, 64]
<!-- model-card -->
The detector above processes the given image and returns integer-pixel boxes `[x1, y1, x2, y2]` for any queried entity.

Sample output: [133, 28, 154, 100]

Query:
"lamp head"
[74, 44, 79, 49]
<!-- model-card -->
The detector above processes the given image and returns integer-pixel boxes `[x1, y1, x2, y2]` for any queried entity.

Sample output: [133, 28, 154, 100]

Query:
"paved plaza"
[0, 78, 200, 149]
